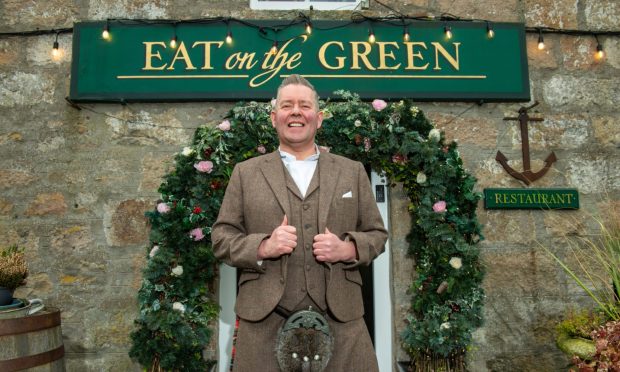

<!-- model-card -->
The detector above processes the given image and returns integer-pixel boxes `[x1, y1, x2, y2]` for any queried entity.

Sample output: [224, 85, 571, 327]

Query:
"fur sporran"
[275, 308, 334, 372]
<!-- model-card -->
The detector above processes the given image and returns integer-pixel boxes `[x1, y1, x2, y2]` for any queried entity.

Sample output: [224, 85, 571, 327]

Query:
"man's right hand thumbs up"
[257, 214, 297, 260]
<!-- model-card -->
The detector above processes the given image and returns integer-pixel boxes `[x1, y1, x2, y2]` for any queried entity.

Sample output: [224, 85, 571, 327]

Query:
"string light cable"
[0, 13, 618, 63]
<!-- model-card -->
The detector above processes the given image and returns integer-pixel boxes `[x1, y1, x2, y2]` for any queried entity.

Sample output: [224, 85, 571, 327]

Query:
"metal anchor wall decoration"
[495, 101, 557, 185]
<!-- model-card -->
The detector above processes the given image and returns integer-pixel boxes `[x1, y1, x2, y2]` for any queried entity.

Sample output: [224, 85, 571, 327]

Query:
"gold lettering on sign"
[377, 42, 401, 70]
[318, 41, 345, 70]
[143, 42, 168, 70]
[225, 52, 258, 70]
[249, 36, 306, 88]
[404, 42, 429, 70]
[192, 41, 224, 70]
[166, 42, 197, 70]
[350, 42, 376, 70]
[432, 42, 460, 70]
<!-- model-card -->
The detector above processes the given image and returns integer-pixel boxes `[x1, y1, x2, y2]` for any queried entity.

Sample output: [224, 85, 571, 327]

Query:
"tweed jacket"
[212, 151, 387, 322]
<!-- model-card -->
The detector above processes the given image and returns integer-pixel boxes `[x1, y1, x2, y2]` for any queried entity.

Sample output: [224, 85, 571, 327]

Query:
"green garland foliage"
[129, 92, 484, 370]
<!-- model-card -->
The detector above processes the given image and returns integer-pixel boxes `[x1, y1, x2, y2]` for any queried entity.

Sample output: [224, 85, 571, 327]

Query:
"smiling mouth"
[288, 123, 304, 127]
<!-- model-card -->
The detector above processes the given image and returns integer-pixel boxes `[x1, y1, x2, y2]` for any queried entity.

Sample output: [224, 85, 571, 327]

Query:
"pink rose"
[218, 120, 231, 131]
[433, 200, 447, 213]
[257, 145, 266, 154]
[194, 161, 214, 173]
[190, 228, 205, 241]
[364, 137, 371, 152]
[372, 99, 387, 111]
[157, 203, 170, 214]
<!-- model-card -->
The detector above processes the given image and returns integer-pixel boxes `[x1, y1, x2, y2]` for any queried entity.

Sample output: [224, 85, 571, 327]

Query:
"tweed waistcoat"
[277, 166, 328, 312]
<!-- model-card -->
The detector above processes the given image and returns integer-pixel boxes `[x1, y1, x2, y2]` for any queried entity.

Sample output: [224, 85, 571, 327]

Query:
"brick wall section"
[1, 1, 618, 371]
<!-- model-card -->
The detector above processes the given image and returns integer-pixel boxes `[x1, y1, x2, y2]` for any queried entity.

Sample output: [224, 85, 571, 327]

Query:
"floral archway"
[129, 91, 484, 371]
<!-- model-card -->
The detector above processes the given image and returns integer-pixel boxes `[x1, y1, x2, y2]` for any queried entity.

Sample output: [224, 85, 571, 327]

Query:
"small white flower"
[149, 245, 159, 258]
[171, 265, 183, 276]
[354, 120, 362, 127]
[181, 147, 195, 156]
[410, 106, 420, 116]
[429, 128, 441, 142]
[440, 322, 451, 330]
[449, 257, 463, 270]
[416, 172, 427, 184]
[172, 302, 186, 313]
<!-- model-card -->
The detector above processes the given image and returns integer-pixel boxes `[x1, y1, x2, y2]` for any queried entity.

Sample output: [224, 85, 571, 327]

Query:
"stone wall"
[0, 1, 618, 371]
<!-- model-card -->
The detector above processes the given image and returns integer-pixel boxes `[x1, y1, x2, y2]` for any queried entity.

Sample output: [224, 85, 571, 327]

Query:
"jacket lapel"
[259, 152, 292, 219]
[318, 153, 339, 233]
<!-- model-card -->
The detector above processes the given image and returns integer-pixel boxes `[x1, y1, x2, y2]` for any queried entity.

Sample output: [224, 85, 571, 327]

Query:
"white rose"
[149, 245, 159, 258]
[449, 257, 463, 270]
[171, 265, 183, 276]
[429, 128, 441, 141]
[354, 120, 362, 127]
[416, 172, 427, 184]
[440, 322, 451, 330]
[182, 147, 195, 156]
[172, 302, 186, 313]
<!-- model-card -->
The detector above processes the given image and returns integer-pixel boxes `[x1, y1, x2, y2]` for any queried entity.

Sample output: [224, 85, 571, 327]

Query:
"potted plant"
[0, 245, 28, 306]
[542, 202, 620, 369]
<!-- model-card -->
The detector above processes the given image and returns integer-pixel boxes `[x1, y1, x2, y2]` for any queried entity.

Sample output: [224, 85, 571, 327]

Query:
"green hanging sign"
[69, 20, 529, 102]
[484, 188, 580, 210]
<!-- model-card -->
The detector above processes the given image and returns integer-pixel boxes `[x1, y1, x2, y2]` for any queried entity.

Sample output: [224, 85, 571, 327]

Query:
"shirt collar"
[279, 145, 320, 162]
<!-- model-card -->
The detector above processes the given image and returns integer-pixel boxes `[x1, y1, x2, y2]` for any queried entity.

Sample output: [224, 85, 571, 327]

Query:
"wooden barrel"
[0, 308, 65, 371]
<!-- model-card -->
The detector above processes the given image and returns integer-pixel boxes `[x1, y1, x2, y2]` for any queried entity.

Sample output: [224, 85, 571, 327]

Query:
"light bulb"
[305, 22, 312, 35]
[225, 31, 233, 44]
[444, 26, 452, 39]
[487, 24, 495, 38]
[52, 41, 60, 59]
[595, 44, 604, 60]
[270, 41, 278, 55]
[170, 36, 177, 49]
[102, 24, 110, 40]
[537, 34, 545, 50]
[403, 28, 410, 42]
[368, 29, 375, 44]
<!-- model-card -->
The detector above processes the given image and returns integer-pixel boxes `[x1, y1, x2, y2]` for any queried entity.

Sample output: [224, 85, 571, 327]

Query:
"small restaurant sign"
[484, 188, 580, 210]
[70, 20, 529, 102]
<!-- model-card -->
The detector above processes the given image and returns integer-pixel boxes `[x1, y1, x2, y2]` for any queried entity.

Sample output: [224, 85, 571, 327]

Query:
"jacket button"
[300, 288, 306, 293]
[280, 277, 284, 284]
[303, 204, 309, 210]
[306, 265, 310, 271]
[304, 224, 311, 229]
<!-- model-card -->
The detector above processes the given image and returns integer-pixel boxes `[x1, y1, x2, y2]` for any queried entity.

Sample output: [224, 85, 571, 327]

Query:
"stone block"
[435, 0, 520, 21]
[0, 168, 35, 189]
[88, 0, 169, 19]
[524, 0, 578, 28]
[0, 71, 55, 107]
[0, 197, 13, 215]
[103, 199, 151, 246]
[542, 209, 588, 238]
[25, 192, 67, 216]
[0, 0, 78, 30]
[139, 152, 173, 193]
[566, 154, 615, 194]
[481, 246, 561, 297]
[560, 36, 599, 71]
[0, 131, 23, 145]
[426, 112, 498, 148]
[27, 33, 72, 66]
[584, 0, 620, 30]
[604, 38, 620, 69]
[0, 40, 19, 66]
[507, 113, 589, 150]
[592, 116, 620, 147]
[106, 108, 191, 146]
[543, 75, 620, 111]
[478, 210, 536, 244]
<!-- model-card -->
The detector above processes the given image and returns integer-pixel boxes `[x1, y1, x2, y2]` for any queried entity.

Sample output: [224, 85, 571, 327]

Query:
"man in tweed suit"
[212, 75, 387, 371]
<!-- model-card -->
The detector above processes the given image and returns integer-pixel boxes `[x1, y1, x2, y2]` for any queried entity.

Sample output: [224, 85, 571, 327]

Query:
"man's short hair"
[275, 74, 320, 109]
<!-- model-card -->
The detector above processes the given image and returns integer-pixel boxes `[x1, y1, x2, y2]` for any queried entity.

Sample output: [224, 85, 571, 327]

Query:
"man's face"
[271, 84, 323, 154]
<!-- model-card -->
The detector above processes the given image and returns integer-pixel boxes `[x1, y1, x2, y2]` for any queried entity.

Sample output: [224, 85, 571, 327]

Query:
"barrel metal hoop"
[0, 308, 61, 336]
[0, 345, 65, 371]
